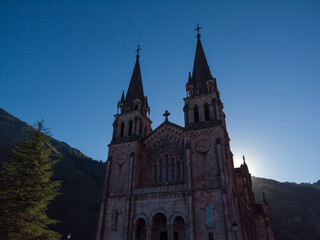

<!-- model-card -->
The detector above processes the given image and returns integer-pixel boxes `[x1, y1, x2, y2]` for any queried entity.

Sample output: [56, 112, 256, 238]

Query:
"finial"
[188, 72, 192, 81]
[243, 155, 246, 165]
[163, 110, 170, 121]
[135, 45, 142, 59]
[194, 23, 202, 39]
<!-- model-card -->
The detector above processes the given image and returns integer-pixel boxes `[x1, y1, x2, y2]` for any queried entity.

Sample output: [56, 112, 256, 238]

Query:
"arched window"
[206, 205, 213, 226]
[135, 104, 138, 110]
[194, 105, 199, 123]
[204, 103, 210, 121]
[112, 209, 119, 229]
[159, 158, 164, 184]
[177, 161, 182, 182]
[165, 154, 169, 183]
[153, 164, 158, 184]
[120, 122, 125, 137]
[171, 157, 175, 182]
[128, 120, 133, 136]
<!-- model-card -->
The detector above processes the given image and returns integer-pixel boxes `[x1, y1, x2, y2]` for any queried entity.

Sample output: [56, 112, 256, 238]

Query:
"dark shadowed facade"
[96, 31, 274, 240]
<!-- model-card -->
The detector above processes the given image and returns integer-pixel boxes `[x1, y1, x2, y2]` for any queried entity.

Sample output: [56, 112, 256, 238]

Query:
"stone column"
[136, 117, 141, 136]
[188, 107, 193, 125]
[167, 224, 174, 240]
[209, 102, 214, 121]
[185, 142, 194, 240]
[216, 139, 233, 240]
[132, 224, 137, 240]
[112, 119, 118, 141]
[133, 116, 138, 135]
[146, 225, 153, 240]
[212, 98, 217, 121]
[124, 152, 135, 240]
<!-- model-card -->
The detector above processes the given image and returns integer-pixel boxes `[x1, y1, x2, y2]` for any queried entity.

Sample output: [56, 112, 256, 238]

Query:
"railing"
[134, 184, 186, 195]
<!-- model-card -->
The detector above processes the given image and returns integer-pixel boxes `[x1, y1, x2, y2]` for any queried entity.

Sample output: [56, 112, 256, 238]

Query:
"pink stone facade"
[97, 33, 274, 240]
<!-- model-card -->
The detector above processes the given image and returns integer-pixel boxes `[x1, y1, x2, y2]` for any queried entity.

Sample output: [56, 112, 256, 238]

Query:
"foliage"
[0, 108, 105, 240]
[0, 120, 61, 240]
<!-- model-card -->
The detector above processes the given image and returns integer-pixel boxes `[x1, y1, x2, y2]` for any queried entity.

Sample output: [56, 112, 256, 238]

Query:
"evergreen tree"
[0, 121, 61, 240]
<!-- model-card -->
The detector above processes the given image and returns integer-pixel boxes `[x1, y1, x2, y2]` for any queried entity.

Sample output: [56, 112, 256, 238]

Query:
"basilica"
[96, 29, 274, 240]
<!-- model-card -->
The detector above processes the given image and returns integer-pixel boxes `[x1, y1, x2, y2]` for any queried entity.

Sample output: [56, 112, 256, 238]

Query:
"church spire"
[187, 25, 214, 96]
[118, 45, 150, 115]
[126, 46, 144, 102]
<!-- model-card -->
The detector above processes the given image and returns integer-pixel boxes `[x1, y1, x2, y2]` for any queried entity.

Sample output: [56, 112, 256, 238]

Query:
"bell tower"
[111, 46, 152, 144]
[183, 26, 241, 239]
[97, 47, 152, 240]
[183, 27, 226, 130]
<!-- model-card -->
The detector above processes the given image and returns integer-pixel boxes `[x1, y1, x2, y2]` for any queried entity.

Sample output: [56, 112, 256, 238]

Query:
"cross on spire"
[135, 45, 142, 57]
[194, 23, 202, 38]
[163, 110, 170, 121]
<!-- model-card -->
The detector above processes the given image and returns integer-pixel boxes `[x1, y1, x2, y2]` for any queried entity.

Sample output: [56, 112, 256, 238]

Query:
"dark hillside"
[252, 176, 320, 240]
[0, 108, 105, 240]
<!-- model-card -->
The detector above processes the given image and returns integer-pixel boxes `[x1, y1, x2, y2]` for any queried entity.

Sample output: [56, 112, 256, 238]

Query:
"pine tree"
[0, 121, 61, 240]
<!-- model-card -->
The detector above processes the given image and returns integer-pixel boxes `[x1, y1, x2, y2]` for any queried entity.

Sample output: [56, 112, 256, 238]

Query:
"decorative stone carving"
[196, 139, 211, 153]
[117, 153, 127, 165]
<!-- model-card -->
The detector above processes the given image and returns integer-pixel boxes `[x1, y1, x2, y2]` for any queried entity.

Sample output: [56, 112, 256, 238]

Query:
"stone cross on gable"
[163, 110, 170, 121]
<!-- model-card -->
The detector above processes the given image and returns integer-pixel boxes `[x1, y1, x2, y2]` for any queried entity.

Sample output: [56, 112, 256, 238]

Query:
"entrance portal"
[151, 213, 167, 240]
[173, 216, 186, 240]
[135, 218, 146, 240]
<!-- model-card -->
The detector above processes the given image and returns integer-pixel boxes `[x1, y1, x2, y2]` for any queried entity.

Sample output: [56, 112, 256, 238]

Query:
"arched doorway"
[173, 216, 186, 240]
[135, 218, 146, 240]
[151, 213, 168, 240]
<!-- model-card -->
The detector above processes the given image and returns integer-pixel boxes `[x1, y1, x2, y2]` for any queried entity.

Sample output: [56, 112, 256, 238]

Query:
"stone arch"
[170, 213, 187, 225]
[151, 212, 168, 240]
[134, 214, 149, 225]
[173, 216, 186, 240]
[150, 210, 168, 223]
[134, 217, 147, 240]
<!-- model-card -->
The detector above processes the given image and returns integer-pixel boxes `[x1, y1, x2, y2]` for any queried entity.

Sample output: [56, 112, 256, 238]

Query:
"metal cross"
[135, 45, 142, 56]
[163, 110, 170, 121]
[194, 23, 202, 35]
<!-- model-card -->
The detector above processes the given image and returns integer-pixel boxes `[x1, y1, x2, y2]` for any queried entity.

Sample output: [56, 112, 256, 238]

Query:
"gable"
[144, 122, 184, 159]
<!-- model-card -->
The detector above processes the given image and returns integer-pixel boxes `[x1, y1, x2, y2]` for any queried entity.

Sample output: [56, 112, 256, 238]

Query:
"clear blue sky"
[1, 0, 319, 183]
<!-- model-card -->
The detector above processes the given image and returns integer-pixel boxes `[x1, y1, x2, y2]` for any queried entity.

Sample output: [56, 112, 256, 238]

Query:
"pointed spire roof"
[126, 55, 144, 102]
[188, 33, 214, 95]
[120, 90, 125, 102]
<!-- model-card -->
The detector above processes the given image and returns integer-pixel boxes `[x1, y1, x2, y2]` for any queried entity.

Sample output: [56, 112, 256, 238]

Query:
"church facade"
[96, 31, 274, 240]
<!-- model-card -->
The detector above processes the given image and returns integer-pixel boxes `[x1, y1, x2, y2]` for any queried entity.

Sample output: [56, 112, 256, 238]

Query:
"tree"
[0, 120, 61, 240]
